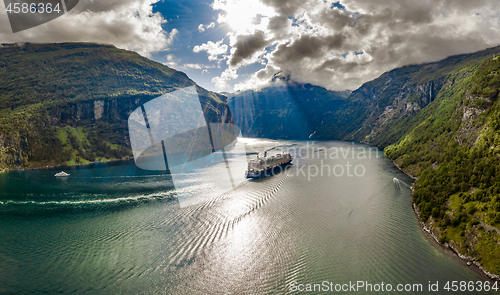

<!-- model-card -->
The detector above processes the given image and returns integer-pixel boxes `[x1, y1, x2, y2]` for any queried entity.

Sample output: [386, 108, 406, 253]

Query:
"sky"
[1, 0, 500, 93]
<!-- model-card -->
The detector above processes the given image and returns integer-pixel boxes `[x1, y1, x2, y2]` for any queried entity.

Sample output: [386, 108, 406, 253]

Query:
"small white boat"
[54, 171, 70, 177]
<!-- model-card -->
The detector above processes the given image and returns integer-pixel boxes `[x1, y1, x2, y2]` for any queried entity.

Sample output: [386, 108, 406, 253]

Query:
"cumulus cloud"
[0, 0, 168, 57]
[163, 54, 178, 68]
[229, 30, 269, 66]
[211, 68, 238, 89]
[206, 0, 500, 91]
[234, 64, 281, 91]
[193, 39, 229, 61]
[184, 63, 204, 69]
[182, 63, 216, 74]
[198, 22, 216, 32]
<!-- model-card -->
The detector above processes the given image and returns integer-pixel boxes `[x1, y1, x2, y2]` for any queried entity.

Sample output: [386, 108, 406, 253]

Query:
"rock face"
[361, 79, 446, 143]
[94, 100, 104, 120]
[453, 91, 491, 147]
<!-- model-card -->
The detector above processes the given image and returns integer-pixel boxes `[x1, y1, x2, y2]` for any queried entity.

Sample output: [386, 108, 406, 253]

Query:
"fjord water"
[0, 140, 492, 294]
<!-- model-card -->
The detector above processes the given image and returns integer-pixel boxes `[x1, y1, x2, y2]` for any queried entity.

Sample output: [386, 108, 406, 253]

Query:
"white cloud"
[0, 0, 169, 57]
[211, 68, 238, 90]
[183, 63, 216, 70]
[163, 54, 178, 68]
[185, 63, 204, 69]
[198, 22, 216, 32]
[165, 28, 179, 48]
[234, 64, 280, 91]
[193, 39, 229, 61]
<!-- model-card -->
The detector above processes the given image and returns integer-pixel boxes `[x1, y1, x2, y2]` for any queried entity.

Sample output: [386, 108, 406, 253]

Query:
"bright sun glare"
[213, 0, 277, 34]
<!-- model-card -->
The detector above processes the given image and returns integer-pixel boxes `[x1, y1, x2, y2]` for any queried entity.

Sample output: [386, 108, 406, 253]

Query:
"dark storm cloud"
[229, 30, 269, 66]
[272, 34, 346, 64]
[260, 0, 308, 16]
[70, 0, 141, 13]
[313, 7, 356, 31]
[267, 15, 292, 39]
[317, 58, 363, 73]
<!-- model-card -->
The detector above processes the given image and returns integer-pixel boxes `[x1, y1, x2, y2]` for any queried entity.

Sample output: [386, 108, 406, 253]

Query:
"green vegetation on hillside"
[384, 67, 476, 174]
[470, 56, 500, 98]
[55, 124, 131, 165]
[384, 54, 500, 274]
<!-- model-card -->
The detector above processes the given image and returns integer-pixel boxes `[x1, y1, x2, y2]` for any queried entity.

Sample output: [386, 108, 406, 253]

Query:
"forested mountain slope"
[0, 43, 231, 169]
[382, 51, 500, 276]
[326, 45, 500, 276]
[314, 46, 500, 144]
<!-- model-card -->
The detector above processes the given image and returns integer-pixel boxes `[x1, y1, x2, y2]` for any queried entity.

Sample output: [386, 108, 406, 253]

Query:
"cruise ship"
[245, 151, 293, 178]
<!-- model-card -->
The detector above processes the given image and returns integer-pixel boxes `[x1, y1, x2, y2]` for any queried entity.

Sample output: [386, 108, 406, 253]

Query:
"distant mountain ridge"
[226, 77, 350, 139]
[228, 46, 500, 145]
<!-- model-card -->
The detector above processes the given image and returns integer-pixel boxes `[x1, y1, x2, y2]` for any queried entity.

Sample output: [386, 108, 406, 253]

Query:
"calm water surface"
[0, 140, 493, 294]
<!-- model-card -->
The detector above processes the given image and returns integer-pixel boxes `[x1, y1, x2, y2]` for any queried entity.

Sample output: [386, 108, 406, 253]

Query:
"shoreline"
[391, 159, 500, 281]
[0, 157, 134, 175]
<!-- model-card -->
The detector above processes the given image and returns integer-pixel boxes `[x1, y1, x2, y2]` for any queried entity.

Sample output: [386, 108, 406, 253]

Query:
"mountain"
[0, 43, 231, 170]
[226, 75, 350, 139]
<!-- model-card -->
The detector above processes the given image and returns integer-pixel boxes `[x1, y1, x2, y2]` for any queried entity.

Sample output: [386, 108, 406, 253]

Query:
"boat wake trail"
[393, 177, 410, 189]
[0, 191, 177, 214]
